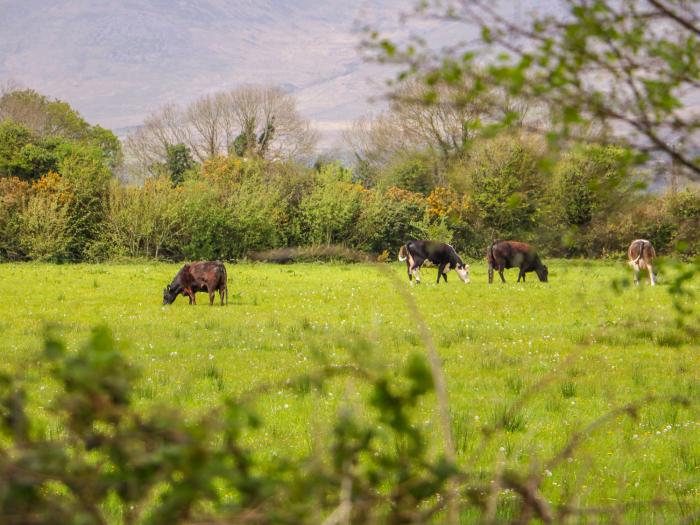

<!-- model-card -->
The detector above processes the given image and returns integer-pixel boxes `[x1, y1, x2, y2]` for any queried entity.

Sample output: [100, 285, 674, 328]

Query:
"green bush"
[379, 151, 436, 195]
[0, 327, 462, 525]
[106, 177, 182, 259]
[667, 190, 700, 255]
[18, 189, 73, 261]
[353, 187, 427, 255]
[0, 176, 29, 260]
[464, 135, 545, 239]
[59, 146, 112, 260]
[299, 163, 365, 246]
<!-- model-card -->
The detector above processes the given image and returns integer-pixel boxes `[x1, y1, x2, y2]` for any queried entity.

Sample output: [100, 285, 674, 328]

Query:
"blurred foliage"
[0, 326, 462, 525]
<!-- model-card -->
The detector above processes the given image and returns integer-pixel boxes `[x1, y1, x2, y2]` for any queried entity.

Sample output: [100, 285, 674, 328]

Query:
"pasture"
[1, 260, 699, 521]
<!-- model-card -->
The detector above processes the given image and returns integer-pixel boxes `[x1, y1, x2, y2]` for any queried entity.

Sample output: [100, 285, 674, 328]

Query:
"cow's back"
[628, 239, 655, 268]
[187, 261, 225, 288]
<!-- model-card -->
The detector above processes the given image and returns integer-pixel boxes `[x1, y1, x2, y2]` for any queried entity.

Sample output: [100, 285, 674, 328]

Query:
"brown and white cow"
[628, 239, 656, 286]
[163, 261, 228, 305]
[487, 240, 548, 283]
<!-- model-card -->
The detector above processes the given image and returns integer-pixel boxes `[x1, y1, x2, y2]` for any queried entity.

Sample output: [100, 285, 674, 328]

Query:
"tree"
[344, 79, 503, 186]
[126, 86, 318, 176]
[0, 120, 35, 179]
[0, 88, 121, 167]
[554, 145, 637, 227]
[466, 134, 545, 237]
[367, 0, 700, 180]
[382, 151, 436, 194]
[164, 143, 195, 185]
[125, 104, 191, 177]
[185, 93, 225, 161]
[225, 85, 317, 161]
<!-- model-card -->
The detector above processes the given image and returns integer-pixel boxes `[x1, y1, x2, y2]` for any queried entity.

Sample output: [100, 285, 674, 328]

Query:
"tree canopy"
[365, 0, 700, 180]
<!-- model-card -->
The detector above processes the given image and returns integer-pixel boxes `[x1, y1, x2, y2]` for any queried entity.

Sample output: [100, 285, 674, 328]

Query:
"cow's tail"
[487, 241, 495, 263]
[632, 240, 645, 265]
[398, 244, 408, 261]
[221, 262, 229, 305]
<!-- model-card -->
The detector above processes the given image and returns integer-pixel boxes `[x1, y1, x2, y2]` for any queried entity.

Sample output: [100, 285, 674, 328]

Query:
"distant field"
[1, 260, 699, 521]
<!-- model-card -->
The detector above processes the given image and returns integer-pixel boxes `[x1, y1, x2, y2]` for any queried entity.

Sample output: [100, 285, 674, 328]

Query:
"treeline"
[1, 86, 699, 263]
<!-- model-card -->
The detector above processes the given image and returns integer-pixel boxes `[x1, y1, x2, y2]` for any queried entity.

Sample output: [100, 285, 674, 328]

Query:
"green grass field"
[1, 260, 699, 521]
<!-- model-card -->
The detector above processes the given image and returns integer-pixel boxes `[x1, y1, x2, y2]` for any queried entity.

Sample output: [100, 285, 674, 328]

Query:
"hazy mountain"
[0, 1, 551, 148]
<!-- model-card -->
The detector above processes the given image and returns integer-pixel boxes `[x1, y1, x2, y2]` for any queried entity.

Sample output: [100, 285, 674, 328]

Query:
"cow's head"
[163, 284, 178, 305]
[536, 264, 549, 282]
[456, 263, 470, 283]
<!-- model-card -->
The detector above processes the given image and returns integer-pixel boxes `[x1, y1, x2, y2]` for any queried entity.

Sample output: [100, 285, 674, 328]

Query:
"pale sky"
[0, 1, 542, 146]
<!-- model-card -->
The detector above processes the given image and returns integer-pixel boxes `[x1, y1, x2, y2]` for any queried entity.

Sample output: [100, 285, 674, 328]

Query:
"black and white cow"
[628, 239, 656, 286]
[398, 240, 470, 284]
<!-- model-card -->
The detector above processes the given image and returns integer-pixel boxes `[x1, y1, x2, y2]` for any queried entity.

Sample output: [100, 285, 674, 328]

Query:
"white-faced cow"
[628, 239, 656, 286]
[163, 261, 228, 305]
[398, 240, 470, 284]
[487, 240, 548, 283]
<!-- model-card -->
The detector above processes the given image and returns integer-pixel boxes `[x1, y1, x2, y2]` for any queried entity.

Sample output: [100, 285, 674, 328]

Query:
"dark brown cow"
[163, 261, 228, 305]
[487, 241, 548, 283]
[628, 239, 656, 286]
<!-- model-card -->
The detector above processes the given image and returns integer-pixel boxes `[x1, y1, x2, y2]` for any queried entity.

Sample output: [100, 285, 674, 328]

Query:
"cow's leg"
[517, 268, 523, 282]
[648, 265, 656, 286]
[437, 263, 447, 284]
[413, 266, 421, 284]
[406, 251, 416, 283]
[499, 265, 506, 283]
[209, 289, 215, 306]
[410, 258, 424, 284]
[412, 264, 422, 284]
[219, 287, 225, 306]
[632, 263, 640, 285]
[488, 263, 494, 284]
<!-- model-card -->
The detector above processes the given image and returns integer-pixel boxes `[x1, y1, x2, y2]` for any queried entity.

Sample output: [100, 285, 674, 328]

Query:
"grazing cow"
[628, 239, 656, 286]
[487, 241, 548, 283]
[163, 261, 228, 305]
[398, 240, 470, 284]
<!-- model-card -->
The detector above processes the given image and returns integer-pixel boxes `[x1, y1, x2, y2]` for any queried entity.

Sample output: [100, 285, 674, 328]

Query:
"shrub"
[299, 164, 366, 246]
[464, 134, 545, 239]
[0, 176, 30, 260]
[667, 189, 700, 255]
[353, 187, 427, 255]
[59, 146, 112, 260]
[106, 177, 183, 259]
[217, 174, 286, 258]
[19, 177, 73, 261]
[379, 151, 436, 195]
[177, 160, 289, 260]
